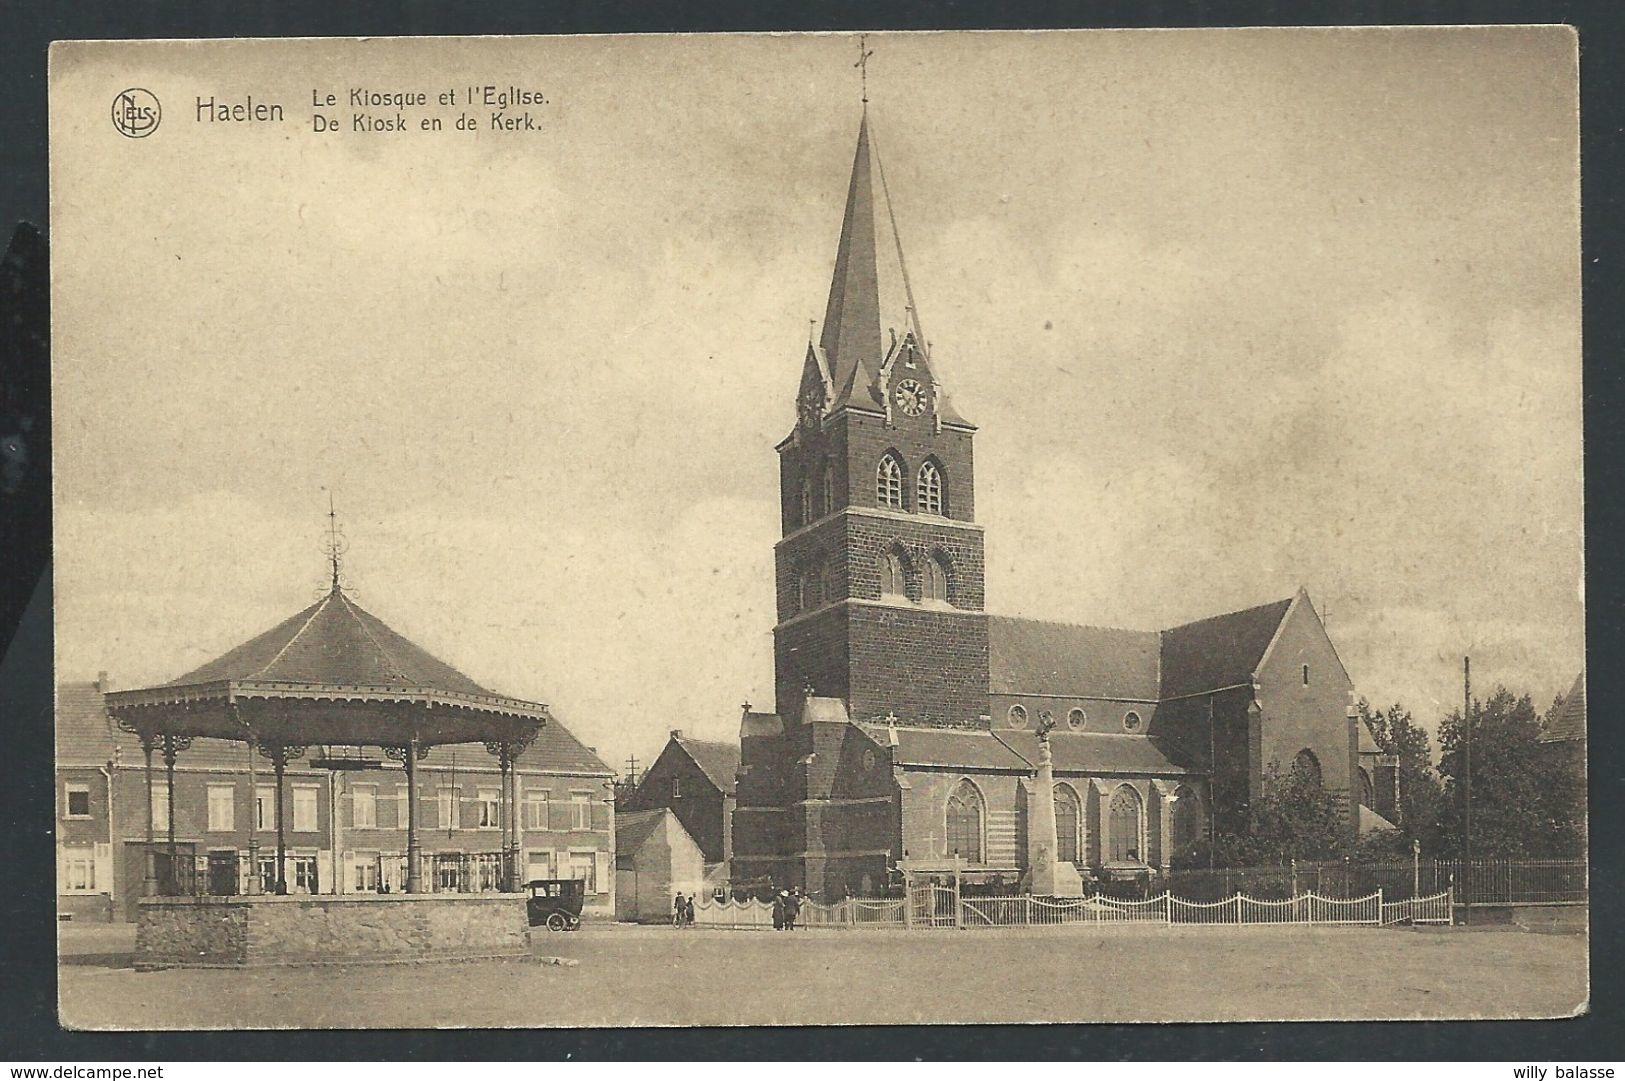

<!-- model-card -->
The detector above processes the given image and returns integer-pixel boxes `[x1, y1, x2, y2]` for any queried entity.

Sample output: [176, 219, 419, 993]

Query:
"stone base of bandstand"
[135, 894, 532, 970]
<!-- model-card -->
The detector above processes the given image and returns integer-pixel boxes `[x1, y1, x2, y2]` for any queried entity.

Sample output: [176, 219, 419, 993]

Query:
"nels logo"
[111, 88, 161, 138]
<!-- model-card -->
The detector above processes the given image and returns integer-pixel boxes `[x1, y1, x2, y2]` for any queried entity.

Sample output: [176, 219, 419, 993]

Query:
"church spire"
[819, 111, 884, 395]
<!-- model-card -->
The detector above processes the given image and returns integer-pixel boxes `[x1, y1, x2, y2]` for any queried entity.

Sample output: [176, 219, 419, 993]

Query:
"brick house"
[57, 594, 616, 921]
[618, 731, 740, 867]
[730, 109, 1361, 899]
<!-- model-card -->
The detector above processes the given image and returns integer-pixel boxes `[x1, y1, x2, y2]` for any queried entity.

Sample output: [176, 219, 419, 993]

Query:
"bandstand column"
[273, 745, 288, 895]
[244, 738, 261, 895]
[161, 735, 185, 893]
[404, 738, 423, 893]
[141, 734, 158, 896]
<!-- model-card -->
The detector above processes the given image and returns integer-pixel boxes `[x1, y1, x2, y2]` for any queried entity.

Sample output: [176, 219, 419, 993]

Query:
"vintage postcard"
[48, 29, 1584, 1028]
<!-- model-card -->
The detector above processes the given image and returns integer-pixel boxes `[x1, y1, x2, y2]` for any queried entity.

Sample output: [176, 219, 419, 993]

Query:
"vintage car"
[526, 878, 585, 931]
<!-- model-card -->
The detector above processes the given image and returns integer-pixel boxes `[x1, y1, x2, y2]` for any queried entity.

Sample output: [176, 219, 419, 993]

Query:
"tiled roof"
[56, 682, 115, 766]
[675, 737, 741, 794]
[859, 725, 1030, 772]
[1158, 596, 1294, 698]
[988, 617, 1160, 699]
[1542, 672, 1585, 744]
[614, 808, 670, 858]
[168, 587, 494, 696]
[514, 711, 613, 776]
[993, 730, 1200, 776]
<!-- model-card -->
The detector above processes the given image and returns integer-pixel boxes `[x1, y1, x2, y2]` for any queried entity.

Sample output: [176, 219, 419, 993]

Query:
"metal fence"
[1163, 858, 1586, 905]
[691, 885, 1454, 930]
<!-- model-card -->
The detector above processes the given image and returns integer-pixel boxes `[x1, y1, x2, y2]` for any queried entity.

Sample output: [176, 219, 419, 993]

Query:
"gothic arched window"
[1055, 784, 1082, 865]
[945, 780, 984, 864]
[1292, 749, 1323, 792]
[923, 552, 950, 604]
[1108, 785, 1143, 864]
[917, 460, 945, 515]
[876, 454, 905, 510]
[1170, 785, 1204, 860]
[880, 547, 908, 599]
[801, 562, 824, 610]
[799, 477, 812, 526]
[1357, 766, 1374, 809]
[821, 461, 836, 517]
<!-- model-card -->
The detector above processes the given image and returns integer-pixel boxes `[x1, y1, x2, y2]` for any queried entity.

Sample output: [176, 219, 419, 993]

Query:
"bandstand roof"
[105, 584, 548, 747]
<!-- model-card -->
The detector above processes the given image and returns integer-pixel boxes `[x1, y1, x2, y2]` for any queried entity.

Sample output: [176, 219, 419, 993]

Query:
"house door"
[207, 851, 238, 895]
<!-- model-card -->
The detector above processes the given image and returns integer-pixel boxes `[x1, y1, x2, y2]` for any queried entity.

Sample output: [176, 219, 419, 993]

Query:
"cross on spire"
[323, 492, 349, 593]
[855, 34, 874, 105]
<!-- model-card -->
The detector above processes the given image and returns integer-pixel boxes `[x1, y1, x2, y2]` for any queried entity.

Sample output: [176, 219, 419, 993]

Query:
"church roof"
[672, 735, 742, 795]
[1542, 671, 1586, 744]
[860, 724, 1030, 772]
[1158, 596, 1295, 699]
[988, 617, 1160, 700]
[992, 730, 1200, 776]
[167, 586, 495, 696]
[1358, 720, 1381, 755]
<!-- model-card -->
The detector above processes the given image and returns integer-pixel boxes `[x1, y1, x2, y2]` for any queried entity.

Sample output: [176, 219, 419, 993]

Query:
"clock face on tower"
[894, 378, 927, 417]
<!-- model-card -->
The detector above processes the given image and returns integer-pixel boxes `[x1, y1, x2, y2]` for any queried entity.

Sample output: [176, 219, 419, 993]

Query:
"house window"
[571, 791, 593, 830]
[1302, 664, 1310, 686]
[923, 553, 949, 604]
[799, 477, 812, 526]
[1055, 785, 1081, 865]
[437, 787, 459, 830]
[292, 786, 319, 833]
[523, 791, 550, 831]
[917, 460, 944, 515]
[1109, 785, 1143, 864]
[478, 788, 501, 829]
[945, 780, 984, 864]
[290, 855, 319, 894]
[254, 786, 275, 831]
[876, 454, 904, 509]
[61, 847, 97, 892]
[1008, 703, 1028, 729]
[64, 784, 91, 819]
[526, 850, 554, 882]
[567, 848, 597, 893]
[150, 782, 170, 832]
[1067, 708, 1087, 730]
[207, 784, 235, 832]
[352, 853, 381, 893]
[880, 547, 907, 598]
[1122, 710, 1143, 733]
[822, 462, 836, 516]
[353, 785, 377, 829]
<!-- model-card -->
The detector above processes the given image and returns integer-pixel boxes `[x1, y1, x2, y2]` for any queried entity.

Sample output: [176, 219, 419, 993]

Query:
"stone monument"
[1024, 712, 1085, 897]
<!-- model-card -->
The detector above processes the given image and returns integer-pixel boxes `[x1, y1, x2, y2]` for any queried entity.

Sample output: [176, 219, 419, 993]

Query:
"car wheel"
[546, 912, 567, 932]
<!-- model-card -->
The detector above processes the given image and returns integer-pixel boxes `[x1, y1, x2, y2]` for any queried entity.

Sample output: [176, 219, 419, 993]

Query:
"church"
[729, 106, 1363, 900]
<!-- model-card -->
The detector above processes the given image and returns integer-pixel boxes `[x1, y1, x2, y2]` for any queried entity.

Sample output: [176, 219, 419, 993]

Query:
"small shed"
[615, 808, 706, 923]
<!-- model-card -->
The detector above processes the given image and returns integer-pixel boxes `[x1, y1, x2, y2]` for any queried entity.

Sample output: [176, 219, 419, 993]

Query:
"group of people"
[671, 892, 697, 927]
[771, 888, 803, 930]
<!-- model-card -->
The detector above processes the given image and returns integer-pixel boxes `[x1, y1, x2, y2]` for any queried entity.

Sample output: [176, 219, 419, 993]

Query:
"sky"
[50, 28, 1581, 775]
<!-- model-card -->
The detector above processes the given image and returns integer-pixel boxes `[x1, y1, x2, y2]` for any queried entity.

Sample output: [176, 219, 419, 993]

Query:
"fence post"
[904, 887, 913, 931]
[1306, 889, 1314, 925]
[1233, 892, 1242, 925]
[1164, 891, 1172, 925]
[1375, 886, 1383, 926]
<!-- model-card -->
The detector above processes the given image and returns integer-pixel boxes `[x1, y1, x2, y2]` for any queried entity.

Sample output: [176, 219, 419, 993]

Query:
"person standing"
[684, 893, 696, 927]
[673, 891, 685, 928]
[785, 888, 801, 931]
[772, 890, 786, 931]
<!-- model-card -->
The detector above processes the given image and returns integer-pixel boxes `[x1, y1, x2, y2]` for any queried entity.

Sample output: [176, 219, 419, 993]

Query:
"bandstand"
[105, 571, 548, 968]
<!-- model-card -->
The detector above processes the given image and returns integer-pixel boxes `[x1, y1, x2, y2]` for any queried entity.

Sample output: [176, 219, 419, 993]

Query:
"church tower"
[772, 111, 990, 729]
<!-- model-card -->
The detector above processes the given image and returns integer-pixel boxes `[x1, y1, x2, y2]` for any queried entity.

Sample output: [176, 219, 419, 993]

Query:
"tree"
[1355, 699, 1445, 852]
[1436, 685, 1581, 858]
[1211, 760, 1346, 866]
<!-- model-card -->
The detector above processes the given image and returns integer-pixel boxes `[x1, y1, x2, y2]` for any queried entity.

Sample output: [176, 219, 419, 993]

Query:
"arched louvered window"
[1055, 784, 1082, 865]
[918, 460, 945, 515]
[880, 547, 907, 598]
[923, 552, 950, 604]
[876, 454, 904, 509]
[1292, 749, 1323, 792]
[799, 478, 812, 526]
[802, 563, 824, 610]
[821, 462, 836, 517]
[1108, 785, 1143, 864]
[945, 780, 984, 864]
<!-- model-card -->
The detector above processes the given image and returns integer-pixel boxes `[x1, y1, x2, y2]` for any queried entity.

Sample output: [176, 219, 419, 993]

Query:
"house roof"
[168, 586, 495, 696]
[992, 730, 1200, 776]
[1542, 671, 1586, 744]
[614, 808, 671, 857]
[516, 711, 613, 777]
[988, 617, 1160, 699]
[1158, 596, 1294, 699]
[56, 681, 116, 766]
[673, 736, 742, 794]
[858, 724, 1030, 772]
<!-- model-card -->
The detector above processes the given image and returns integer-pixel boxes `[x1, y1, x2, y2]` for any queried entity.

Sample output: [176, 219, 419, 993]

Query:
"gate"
[910, 884, 959, 928]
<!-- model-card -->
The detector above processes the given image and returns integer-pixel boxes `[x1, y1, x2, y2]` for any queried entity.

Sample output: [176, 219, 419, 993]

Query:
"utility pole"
[1463, 655, 1472, 924]
[624, 755, 640, 789]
